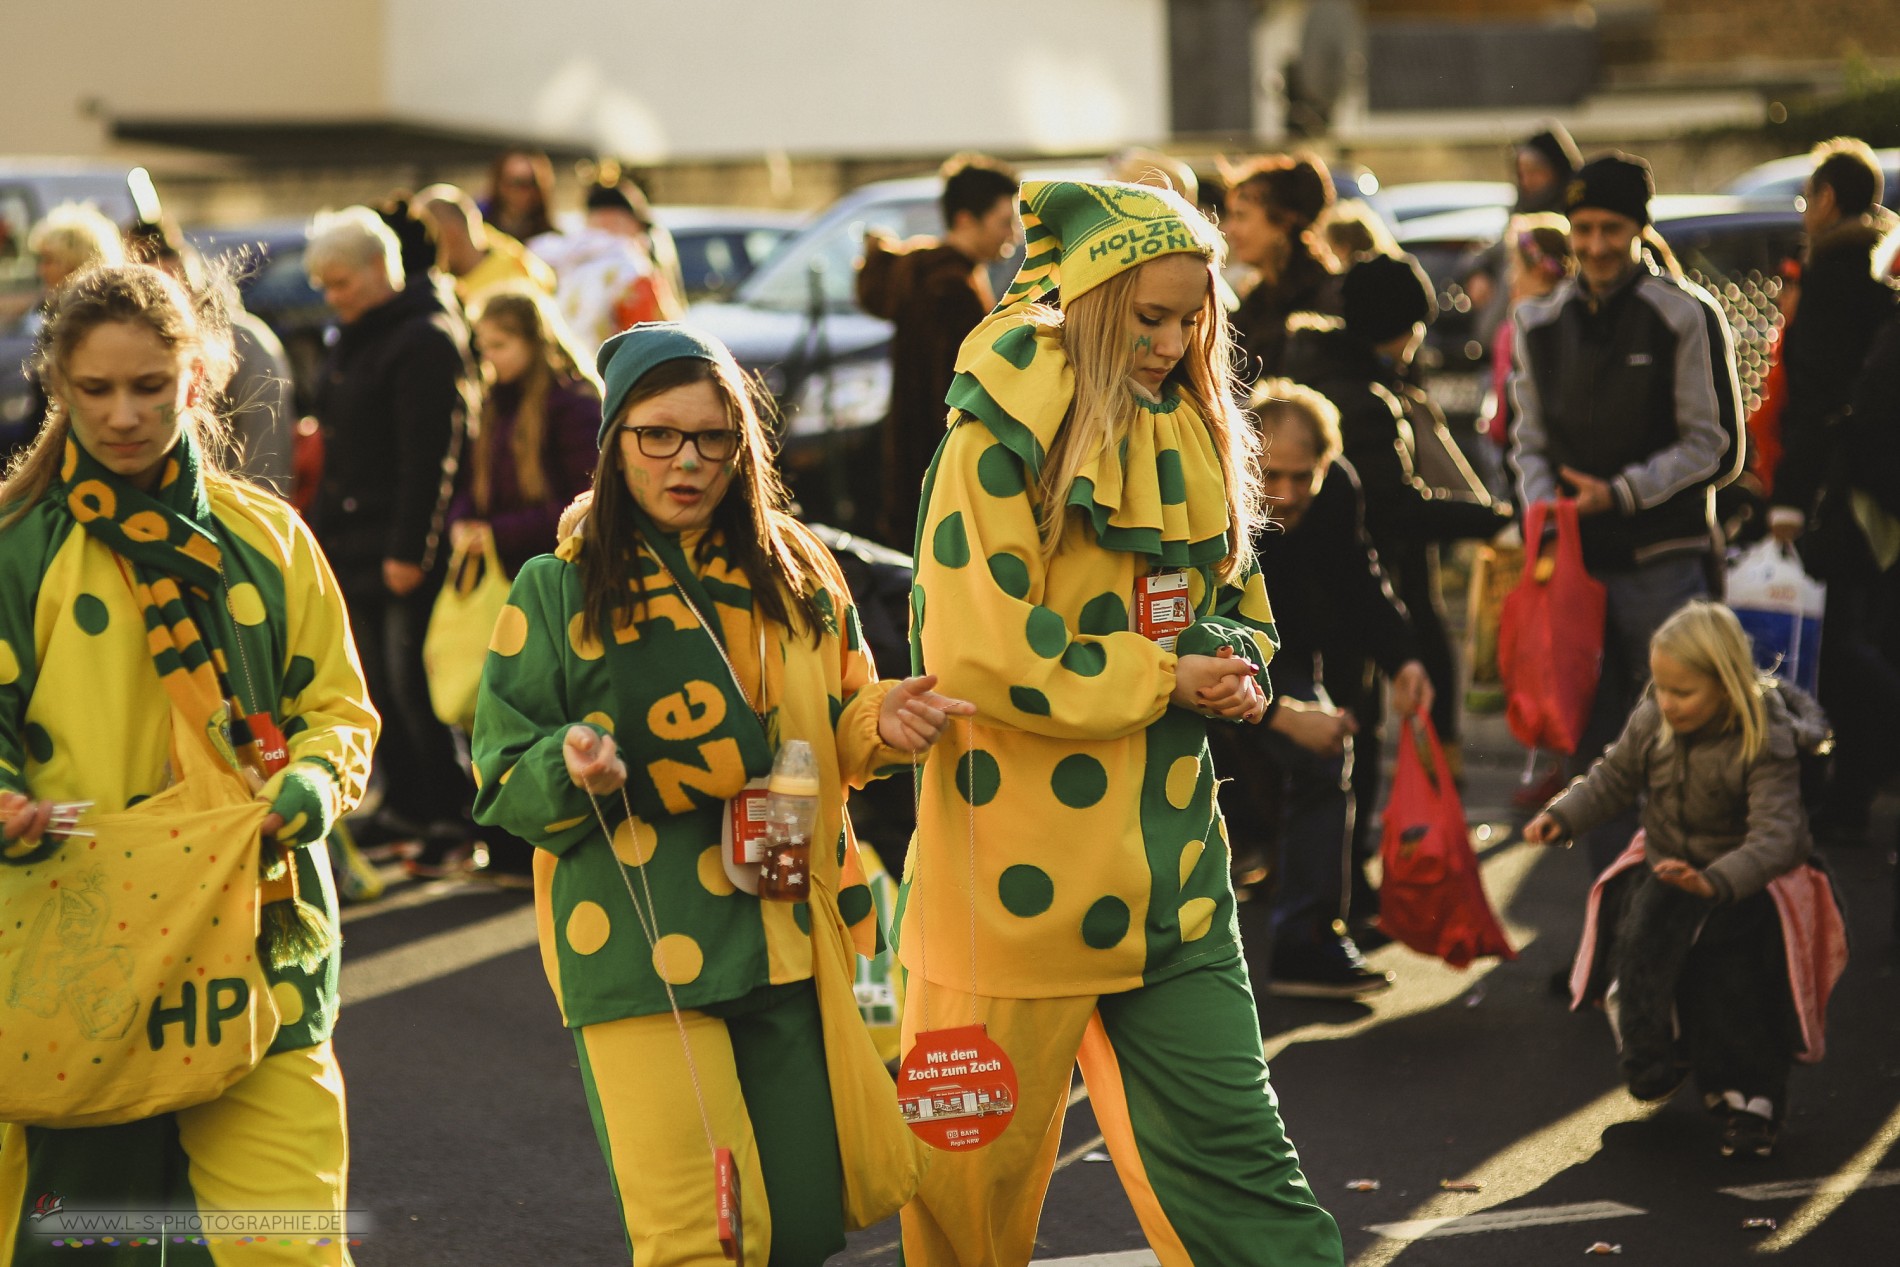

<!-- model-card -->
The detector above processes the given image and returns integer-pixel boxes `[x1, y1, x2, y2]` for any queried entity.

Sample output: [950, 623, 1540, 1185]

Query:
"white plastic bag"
[1726, 539, 1825, 695]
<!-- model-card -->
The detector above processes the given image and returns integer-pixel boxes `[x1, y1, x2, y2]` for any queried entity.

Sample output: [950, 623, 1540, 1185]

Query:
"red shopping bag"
[1498, 499, 1607, 755]
[1376, 716, 1515, 969]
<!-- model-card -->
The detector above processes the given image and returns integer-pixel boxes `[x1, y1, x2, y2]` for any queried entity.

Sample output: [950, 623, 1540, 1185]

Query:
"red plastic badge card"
[246, 714, 290, 774]
[715, 1146, 743, 1261]
[726, 780, 771, 865]
[897, 1025, 1019, 1151]
[1134, 569, 1193, 651]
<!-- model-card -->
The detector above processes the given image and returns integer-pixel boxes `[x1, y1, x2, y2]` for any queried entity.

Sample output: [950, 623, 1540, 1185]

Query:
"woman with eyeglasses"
[469, 322, 972, 1264]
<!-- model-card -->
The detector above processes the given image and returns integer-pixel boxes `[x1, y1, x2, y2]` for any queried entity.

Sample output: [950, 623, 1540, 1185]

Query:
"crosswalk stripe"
[1721, 1167, 1900, 1202]
[1366, 1199, 1644, 1241]
[339, 906, 538, 1007]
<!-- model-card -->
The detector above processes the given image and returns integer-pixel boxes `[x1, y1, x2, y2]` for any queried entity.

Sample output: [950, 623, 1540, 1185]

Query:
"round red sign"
[896, 1024, 1018, 1151]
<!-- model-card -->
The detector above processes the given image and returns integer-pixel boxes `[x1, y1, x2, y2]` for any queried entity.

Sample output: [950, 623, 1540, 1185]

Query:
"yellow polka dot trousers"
[898, 957, 1343, 1267]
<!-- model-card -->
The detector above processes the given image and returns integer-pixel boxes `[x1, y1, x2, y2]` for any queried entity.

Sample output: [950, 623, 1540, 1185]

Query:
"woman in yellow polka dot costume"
[898, 181, 1344, 1265]
[470, 322, 970, 1265]
[0, 265, 377, 1263]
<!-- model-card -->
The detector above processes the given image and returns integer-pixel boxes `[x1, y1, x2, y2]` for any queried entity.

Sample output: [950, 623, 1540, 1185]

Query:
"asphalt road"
[333, 711, 1900, 1265]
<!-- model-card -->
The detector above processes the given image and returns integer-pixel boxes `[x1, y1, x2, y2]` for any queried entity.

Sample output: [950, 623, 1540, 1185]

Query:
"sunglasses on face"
[621, 425, 742, 461]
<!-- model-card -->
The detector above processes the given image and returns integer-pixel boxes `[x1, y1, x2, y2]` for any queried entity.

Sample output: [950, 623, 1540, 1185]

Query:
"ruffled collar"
[944, 308, 1231, 566]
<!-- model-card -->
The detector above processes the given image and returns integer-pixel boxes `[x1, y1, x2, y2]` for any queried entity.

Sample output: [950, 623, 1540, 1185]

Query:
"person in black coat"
[1209, 380, 1433, 997]
[1284, 253, 1511, 748]
[307, 206, 479, 871]
[1767, 139, 1900, 842]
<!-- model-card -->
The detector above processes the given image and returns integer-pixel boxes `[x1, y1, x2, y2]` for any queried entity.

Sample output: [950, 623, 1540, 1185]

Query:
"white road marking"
[338, 875, 485, 923]
[1721, 1166, 1900, 1203]
[1030, 1253, 1159, 1266]
[1367, 1199, 1645, 1241]
[339, 905, 538, 1006]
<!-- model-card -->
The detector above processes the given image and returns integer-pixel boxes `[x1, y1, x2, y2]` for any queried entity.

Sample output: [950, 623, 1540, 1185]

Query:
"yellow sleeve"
[798, 530, 910, 789]
[917, 421, 1176, 741]
[277, 509, 379, 826]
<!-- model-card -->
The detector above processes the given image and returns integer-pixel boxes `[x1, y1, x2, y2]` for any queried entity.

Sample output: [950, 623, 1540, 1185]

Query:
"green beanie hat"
[999, 179, 1220, 313]
[595, 322, 743, 447]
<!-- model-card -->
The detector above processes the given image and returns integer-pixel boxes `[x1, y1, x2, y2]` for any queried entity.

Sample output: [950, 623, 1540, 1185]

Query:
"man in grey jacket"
[1508, 153, 1745, 868]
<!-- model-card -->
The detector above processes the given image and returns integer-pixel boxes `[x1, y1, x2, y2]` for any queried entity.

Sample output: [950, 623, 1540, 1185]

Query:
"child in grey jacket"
[1526, 601, 1829, 1159]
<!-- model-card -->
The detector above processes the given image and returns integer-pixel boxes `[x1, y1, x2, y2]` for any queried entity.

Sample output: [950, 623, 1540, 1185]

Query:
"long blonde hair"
[1033, 257, 1261, 580]
[2, 263, 235, 530]
[1651, 601, 1771, 762]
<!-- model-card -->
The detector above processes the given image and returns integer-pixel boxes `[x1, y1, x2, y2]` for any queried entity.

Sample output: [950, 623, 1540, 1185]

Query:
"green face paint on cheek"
[1133, 335, 1153, 355]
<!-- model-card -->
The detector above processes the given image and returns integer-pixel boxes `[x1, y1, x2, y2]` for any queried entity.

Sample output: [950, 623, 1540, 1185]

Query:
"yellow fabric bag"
[0, 722, 279, 1128]
[810, 863, 929, 1229]
[854, 843, 905, 1062]
[424, 529, 512, 730]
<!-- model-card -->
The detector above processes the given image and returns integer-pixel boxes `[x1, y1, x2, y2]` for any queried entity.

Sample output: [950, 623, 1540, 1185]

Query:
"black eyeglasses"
[620, 425, 742, 462]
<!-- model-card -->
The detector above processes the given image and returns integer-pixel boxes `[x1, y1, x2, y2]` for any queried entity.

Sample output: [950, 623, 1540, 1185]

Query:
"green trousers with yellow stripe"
[0, 1043, 352, 1267]
[899, 953, 1343, 1267]
[575, 980, 846, 1266]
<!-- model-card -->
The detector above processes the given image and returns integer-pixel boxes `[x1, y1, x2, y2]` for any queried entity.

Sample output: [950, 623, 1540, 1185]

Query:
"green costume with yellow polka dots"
[472, 512, 912, 1266]
[898, 181, 1343, 1266]
[0, 435, 377, 1266]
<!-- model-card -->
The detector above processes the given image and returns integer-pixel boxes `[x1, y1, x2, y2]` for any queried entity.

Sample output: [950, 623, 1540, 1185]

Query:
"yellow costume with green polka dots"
[0, 435, 377, 1266]
[471, 513, 916, 1266]
[898, 181, 1343, 1266]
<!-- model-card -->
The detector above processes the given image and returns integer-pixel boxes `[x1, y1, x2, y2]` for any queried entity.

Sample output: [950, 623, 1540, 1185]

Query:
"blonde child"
[1525, 602, 1833, 1159]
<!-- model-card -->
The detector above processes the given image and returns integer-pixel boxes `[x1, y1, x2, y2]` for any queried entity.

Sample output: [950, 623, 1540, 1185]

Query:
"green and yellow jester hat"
[997, 179, 1222, 314]
[937, 179, 1243, 571]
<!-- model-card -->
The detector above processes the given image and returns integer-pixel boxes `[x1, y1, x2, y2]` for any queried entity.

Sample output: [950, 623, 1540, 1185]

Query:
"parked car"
[1397, 195, 1805, 441]
[689, 175, 1044, 531]
[0, 161, 146, 451]
[1365, 180, 1515, 228]
[653, 206, 805, 302]
[1724, 149, 1900, 212]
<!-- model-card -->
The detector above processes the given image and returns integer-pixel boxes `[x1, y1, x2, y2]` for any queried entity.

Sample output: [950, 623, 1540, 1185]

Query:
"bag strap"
[1518, 500, 1549, 584]
[1411, 712, 1457, 796]
[1552, 497, 1587, 578]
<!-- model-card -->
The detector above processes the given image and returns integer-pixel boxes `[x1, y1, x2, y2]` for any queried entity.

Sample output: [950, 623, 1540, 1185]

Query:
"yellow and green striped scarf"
[56, 434, 258, 780]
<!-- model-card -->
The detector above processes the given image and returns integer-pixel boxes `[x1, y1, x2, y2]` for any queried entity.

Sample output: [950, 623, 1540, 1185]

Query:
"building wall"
[1653, 0, 1900, 65]
[381, 0, 1169, 160]
[0, 0, 386, 155]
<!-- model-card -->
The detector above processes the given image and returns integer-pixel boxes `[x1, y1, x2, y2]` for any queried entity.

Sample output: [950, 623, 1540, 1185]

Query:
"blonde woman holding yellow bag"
[0, 264, 378, 1265]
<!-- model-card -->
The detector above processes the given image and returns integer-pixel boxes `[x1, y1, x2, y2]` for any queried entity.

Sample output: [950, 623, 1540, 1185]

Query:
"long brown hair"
[1032, 255, 1261, 580]
[486, 148, 556, 241]
[470, 287, 598, 512]
[579, 357, 827, 645]
[2, 263, 236, 530]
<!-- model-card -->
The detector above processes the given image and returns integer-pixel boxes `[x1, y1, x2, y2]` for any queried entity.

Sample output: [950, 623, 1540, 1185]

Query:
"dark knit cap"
[586, 180, 654, 225]
[1565, 153, 1654, 227]
[1342, 252, 1436, 345]
[595, 322, 742, 447]
[1518, 124, 1582, 183]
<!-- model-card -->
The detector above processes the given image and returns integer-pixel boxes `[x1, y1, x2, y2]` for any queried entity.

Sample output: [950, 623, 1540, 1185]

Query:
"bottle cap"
[768, 738, 821, 796]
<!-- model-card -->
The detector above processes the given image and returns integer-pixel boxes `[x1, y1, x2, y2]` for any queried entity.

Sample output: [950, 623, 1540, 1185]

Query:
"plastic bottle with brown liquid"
[759, 740, 819, 902]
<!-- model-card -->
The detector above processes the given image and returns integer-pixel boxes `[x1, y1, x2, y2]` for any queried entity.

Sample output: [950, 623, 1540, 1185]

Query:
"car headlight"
[782, 357, 892, 439]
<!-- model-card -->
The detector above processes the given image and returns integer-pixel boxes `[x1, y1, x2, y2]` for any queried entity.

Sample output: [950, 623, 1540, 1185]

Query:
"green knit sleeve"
[471, 556, 607, 855]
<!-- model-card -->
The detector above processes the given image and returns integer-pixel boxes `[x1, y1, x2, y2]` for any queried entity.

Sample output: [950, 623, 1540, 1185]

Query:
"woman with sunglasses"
[470, 322, 971, 1264]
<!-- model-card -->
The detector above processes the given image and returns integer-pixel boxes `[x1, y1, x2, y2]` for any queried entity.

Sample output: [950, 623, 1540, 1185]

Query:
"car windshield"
[738, 194, 943, 312]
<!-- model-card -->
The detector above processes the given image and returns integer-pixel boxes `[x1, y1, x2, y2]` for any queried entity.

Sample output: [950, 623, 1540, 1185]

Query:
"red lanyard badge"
[1135, 568, 1193, 650]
